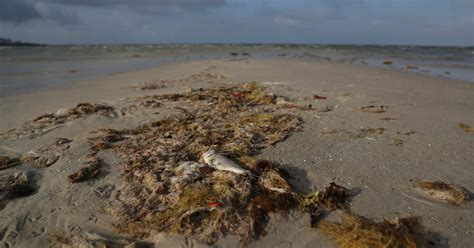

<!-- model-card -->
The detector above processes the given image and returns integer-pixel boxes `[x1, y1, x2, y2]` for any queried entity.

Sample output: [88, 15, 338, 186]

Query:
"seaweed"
[21, 148, 60, 168]
[302, 183, 349, 228]
[1, 103, 117, 139]
[68, 154, 102, 183]
[412, 180, 470, 206]
[353, 128, 385, 138]
[0, 156, 21, 171]
[0, 171, 35, 209]
[318, 212, 425, 248]
[98, 83, 303, 245]
[361, 105, 388, 113]
[458, 123, 474, 133]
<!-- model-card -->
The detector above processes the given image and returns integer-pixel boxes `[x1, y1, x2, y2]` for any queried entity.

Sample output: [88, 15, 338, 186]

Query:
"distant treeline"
[0, 38, 44, 47]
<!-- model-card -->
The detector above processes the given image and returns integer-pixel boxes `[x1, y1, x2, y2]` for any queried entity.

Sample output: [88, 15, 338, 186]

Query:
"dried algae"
[318, 213, 424, 248]
[83, 83, 305, 245]
[0, 156, 21, 171]
[413, 180, 470, 206]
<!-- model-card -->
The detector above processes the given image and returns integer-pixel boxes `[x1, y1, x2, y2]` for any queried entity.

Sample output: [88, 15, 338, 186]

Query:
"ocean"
[0, 44, 473, 96]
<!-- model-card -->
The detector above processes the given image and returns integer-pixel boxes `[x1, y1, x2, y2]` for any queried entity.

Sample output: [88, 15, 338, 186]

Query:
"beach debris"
[68, 154, 102, 183]
[98, 83, 302, 245]
[412, 180, 470, 206]
[0, 171, 35, 209]
[303, 183, 349, 211]
[1, 103, 117, 139]
[202, 149, 250, 174]
[318, 212, 429, 248]
[133, 71, 226, 90]
[383, 60, 393, 65]
[313, 94, 328, 100]
[391, 139, 404, 146]
[302, 183, 349, 228]
[458, 123, 474, 133]
[134, 80, 169, 90]
[397, 131, 416, 136]
[55, 137, 73, 146]
[0, 156, 22, 171]
[21, 148, 60, 168]
[380, 117, 398, 121]
[360, 105, 388, 113]
[317, 105, 334, 112]
[259, 168, 293, 194]
[94, 183, 115, 198]
[354, 127, 385, 139]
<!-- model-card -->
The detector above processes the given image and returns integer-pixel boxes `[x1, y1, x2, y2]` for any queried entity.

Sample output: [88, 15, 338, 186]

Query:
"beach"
[1, 58, 473, 247]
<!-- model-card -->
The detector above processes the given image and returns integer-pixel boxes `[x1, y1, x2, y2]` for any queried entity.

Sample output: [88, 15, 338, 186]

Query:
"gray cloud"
[0, 0, 41, 22]
[0, 0, 227, 24]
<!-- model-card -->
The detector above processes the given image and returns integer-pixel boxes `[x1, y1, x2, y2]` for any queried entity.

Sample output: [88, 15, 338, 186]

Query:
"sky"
[0, 0, 473, 46]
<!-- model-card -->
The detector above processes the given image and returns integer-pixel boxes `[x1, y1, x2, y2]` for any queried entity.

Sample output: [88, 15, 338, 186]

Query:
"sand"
[0, 58, 473, 247]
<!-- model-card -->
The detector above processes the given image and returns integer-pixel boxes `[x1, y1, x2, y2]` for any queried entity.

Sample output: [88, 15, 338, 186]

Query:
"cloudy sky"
[0, 0, 473, 45]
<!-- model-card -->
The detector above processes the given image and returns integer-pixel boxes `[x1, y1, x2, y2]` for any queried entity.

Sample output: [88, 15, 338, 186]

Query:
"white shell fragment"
[202, 149, 249, 174]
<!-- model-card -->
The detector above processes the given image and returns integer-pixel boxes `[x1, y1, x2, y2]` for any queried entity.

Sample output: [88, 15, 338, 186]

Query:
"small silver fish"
[202, 149, 249, 174]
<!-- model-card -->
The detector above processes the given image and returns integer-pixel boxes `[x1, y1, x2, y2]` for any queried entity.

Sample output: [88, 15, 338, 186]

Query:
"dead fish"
[413, 180, 470, 206]
[202, 149, 249, 174]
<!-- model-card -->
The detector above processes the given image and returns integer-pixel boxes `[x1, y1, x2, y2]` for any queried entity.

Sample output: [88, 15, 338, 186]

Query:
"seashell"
[202, 149, 249, 174]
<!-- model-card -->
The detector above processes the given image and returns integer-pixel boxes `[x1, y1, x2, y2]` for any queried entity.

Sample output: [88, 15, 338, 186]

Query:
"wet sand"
[0, 58, 473, 247]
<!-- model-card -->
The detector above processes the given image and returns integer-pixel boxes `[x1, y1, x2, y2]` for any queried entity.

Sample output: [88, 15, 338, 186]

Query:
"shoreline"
[1, 58, 473, 247]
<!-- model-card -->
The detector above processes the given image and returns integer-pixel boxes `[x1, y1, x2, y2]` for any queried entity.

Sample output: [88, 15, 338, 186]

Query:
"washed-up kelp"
[1, 103, 117, 139]
[133, 72, 226, 90]
[412, 180, 470, 206]
[92, 83, 302, 245]
[21, 147, 60, 168]
[458, 123, 474, 133]
[318, 213, 425, 248]
[0, 156, 21, 171]
[0, 171, 34, 209]
[68, 154, 103, 183]
[361, 105, 388, 113]
[302, 183, 349, 228]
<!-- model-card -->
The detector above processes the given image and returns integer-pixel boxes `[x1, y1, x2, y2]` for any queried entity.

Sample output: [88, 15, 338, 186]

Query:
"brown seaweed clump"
[302, 183, 349, 228]
[68, 154, 103, 183]
[0, 171, 34, 209]
[96, 83, 303, 245]
[353, 127, 386, 139]
[361, 105, 388, 113]
[21, 148, 60, 168]
[413, 180, 470, 206]
[1, 103, 116, 139]
[458, 123, 474, 133]
[0, 156, 21, 171]
[318, 213, 424, 248]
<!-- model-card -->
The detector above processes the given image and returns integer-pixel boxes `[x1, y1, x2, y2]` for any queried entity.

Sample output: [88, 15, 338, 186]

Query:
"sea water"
[0, 44, 472, 96]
